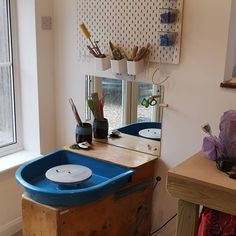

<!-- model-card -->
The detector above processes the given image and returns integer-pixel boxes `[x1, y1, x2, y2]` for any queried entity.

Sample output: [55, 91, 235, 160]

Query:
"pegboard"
[76, 0, 184, 64]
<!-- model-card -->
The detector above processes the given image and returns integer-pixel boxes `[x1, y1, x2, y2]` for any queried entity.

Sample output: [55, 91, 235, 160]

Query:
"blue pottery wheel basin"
[118, 122, 162, 141]
[16, 150, 135, 206]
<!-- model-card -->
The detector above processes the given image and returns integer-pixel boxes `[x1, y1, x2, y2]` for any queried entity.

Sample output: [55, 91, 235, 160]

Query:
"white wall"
[1, 0, 235, 235]
[35, 0, 56, 154]
[153, 1, 235, 234]
[17, 0, 56, 155]
[53, 0, 86, 146]
[53, 0, 236, 235]
[0, 0, 56, 234]
[17, 0, 40, 154]
[0, 168, 23, 236]
[0, 1, 39, 235]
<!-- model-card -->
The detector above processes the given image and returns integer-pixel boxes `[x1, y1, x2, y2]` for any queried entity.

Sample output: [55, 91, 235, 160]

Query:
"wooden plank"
[22, 196, 60, 236]
[168, 174, 236, 216]
[177, 200, 199, 236]
[220, 82, 236, 88]
[59, 189, 152, 236]
[95, 133, 160, 156]
[131, 161, 155, 182]
[64, 142, 158, 168]
[220, 78, 236, 88]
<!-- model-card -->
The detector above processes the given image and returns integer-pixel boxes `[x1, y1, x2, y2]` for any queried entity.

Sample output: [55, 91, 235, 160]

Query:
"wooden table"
[167, 152, 236, 236]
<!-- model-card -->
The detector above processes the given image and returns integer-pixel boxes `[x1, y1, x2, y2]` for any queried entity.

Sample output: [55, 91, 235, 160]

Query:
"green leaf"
[87, 99, 95, 114]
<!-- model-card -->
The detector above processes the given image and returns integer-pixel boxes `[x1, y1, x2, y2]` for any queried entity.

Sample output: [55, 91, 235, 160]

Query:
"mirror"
[85, 76, 164, 156]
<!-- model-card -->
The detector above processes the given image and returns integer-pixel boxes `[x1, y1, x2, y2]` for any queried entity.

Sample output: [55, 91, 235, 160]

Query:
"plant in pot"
[88, 92, 108, 139]
[69, 98, 92, 146]
[80, 22, 110, 71]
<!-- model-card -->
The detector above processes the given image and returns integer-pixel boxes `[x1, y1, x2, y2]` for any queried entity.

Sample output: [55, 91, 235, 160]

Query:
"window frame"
[0, 0, 23, 157]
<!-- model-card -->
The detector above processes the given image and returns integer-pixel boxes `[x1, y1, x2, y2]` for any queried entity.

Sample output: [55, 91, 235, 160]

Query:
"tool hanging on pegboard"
[76, 0, 184, 64]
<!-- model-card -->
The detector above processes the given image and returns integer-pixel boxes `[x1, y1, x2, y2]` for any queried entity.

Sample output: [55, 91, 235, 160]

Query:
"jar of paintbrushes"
[69, 98, 92, 144]
[80, 23, 110, 71]
[88, 93, 108, 139]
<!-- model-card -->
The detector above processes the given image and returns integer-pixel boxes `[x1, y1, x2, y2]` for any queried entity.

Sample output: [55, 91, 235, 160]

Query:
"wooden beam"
[220, 78, 236, 88]
[177, 200, 199, 236]
[167, 152, 236, 216]
[22, 197, 60, 236]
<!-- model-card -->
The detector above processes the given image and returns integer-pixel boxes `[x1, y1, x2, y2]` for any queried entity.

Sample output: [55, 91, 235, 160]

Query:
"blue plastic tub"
[16, 150, 134, 206]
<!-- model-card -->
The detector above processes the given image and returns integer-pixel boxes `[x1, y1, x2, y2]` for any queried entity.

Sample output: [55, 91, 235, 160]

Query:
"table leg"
[176, 200, 199, 236]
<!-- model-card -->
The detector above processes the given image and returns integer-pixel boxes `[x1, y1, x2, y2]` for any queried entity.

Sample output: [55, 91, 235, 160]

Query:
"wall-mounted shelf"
[220, 78, 236, 89]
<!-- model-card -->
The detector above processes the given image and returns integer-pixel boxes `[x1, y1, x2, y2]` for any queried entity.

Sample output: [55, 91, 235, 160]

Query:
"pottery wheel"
[138, 128, 161, 140]
[45, 164, 92, 185]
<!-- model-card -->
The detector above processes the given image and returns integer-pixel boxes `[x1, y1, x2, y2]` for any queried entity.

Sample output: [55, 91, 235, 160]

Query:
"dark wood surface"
[220, 82, 236, 88]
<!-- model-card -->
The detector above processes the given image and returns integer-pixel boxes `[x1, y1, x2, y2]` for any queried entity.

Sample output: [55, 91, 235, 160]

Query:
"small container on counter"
[93, 118, 108, 139]
[76, 123, 92, 144]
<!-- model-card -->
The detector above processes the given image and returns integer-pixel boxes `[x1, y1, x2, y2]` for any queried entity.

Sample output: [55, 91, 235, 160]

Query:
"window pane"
[102, 78, 123, 130]
[137, 83, 154, 122]
[0, 0, 10, 63]
[0, 0, 15, 149]
[0, 66, 15, 147]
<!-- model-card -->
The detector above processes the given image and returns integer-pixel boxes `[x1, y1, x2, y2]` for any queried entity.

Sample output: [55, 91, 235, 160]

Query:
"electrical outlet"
[41, 16, 52, 30]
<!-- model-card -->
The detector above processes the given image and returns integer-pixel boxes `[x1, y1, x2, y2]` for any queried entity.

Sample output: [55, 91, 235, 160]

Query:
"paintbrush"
[80, 23, 97, 53]
[130, 46, 138, 61]
[91, 93, 103, 121]
[69, 98, 83, 126]
[87, 99, 95, 116]
[80, 23, 104, 58]
[201, 123, 213, 136]
[109, 41, 124, 60]
[134, 43, 151, 61]
[99, 93, 105, 120]
[94, 41, 106, 58]
[87, 45, 98, 58]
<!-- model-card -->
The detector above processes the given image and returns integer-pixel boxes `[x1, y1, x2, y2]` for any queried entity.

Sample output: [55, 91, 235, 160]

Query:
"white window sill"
[0, 150, 41, 174]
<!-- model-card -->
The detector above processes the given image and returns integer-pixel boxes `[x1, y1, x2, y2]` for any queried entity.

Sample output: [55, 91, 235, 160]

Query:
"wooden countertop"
[65, 139, 158, 168]
[95, 133, 160, 157]
[167, 151, 236, 215]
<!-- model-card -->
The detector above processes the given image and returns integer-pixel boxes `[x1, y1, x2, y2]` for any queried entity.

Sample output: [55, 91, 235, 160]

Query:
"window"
[102, 78, 123, 129]
[137, 82, 155, 122]
[0, 0, 21, 156]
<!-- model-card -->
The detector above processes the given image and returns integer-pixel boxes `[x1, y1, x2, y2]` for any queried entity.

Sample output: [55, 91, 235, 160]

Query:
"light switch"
[41, 16, 52, 30]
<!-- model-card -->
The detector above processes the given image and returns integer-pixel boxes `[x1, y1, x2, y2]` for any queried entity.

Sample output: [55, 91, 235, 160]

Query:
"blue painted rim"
[15, 149, 135, 195]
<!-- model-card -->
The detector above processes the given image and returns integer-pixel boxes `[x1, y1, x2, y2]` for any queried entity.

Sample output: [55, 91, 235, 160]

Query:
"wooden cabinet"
[22, 142, 158, 236]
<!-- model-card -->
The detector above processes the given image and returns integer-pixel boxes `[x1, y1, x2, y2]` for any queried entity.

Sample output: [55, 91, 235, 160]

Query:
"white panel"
[76, 0, 183, 64]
